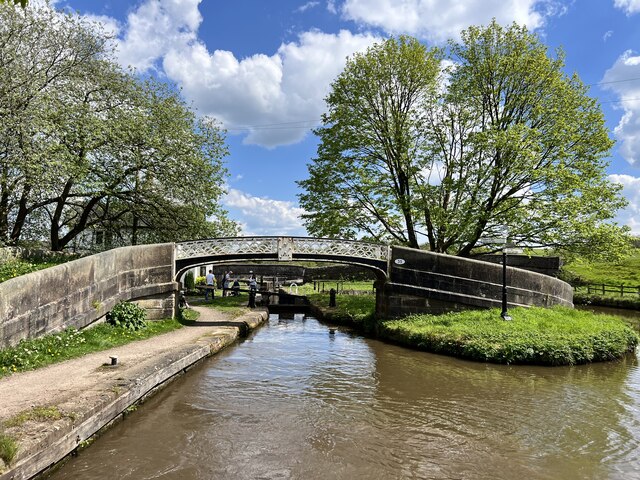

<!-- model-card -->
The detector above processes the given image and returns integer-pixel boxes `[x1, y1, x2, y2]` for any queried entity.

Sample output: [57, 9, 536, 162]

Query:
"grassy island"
[308, 292, 639, 366]
[379, 307, 638, 366]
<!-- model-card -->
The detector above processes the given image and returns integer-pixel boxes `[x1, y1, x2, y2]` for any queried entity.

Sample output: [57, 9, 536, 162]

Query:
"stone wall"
[379, 246, 573, 318]
[0, 244, 178, 348]
[476, 254, 563, 277]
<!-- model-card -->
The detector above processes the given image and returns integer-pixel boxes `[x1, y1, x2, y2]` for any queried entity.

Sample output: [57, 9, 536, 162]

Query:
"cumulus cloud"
[163, 29, 380, 147]
[339, 0, 559, 42]
[609, 174, 640, 234]
[614, 0, 640, 15]
[602, 50, 640, 167]
[114, 0, 202, 72]
[93, 0, 379, 147]
[223, 189, 307, 236]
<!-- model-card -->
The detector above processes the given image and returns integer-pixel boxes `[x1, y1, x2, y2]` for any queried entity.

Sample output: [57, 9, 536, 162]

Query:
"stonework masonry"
[377, 246, 573, 318]
[0, 244, 178, 348]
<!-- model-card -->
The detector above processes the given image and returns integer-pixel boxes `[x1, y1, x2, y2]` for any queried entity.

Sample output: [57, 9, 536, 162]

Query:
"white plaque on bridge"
[278, 237, 293, 261]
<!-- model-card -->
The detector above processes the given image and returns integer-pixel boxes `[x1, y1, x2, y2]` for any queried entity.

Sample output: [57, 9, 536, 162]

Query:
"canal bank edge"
[0, 309, 268, 480]
[308, 303, 639, 366]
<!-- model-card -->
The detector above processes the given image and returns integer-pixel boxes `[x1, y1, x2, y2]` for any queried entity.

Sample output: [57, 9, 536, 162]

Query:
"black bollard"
[248, 290, 256, 308]
[329, 288, 336, 307]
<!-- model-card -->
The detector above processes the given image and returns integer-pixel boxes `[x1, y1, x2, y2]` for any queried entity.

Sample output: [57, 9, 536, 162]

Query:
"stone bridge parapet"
[0, 244, 177, 348]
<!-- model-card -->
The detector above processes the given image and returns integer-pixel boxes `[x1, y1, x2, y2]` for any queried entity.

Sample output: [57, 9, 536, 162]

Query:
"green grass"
[0, 318, 183, 378]
[379, 306, 639, 366]
[562, 249, 640, 286]
[189, 293, 251, 318]
[297, 280, 375, 295]
[308, 292, 376, 327]
[0, 259, 61, 283]
[3, 406, 64, 428]
[0, 432, 18, 466]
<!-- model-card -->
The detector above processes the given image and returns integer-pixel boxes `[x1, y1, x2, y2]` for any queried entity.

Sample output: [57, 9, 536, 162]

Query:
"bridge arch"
[174, 237, 390, 282]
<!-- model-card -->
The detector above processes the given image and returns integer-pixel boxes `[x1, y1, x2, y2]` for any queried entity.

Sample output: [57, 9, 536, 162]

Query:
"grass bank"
[561, 249, 640, 310]
[307, 293, 638, 366]
[380, 307, 638, 365]
[0, 315, 191, 378]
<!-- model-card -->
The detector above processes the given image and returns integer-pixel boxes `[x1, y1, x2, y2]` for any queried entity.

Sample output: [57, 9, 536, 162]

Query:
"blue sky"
[52, 0, 640, 237]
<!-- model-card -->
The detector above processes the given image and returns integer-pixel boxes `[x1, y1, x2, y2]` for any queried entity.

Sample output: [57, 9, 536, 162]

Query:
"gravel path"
[0, 306, 239, 423]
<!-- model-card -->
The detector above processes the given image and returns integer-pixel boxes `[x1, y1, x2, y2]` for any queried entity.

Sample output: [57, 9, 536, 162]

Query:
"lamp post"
[501, 247, 511, 321]
[480, 231, 516, 321]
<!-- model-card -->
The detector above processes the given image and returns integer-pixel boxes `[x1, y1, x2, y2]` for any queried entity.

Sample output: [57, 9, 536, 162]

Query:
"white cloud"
[87, 0, 380, 148]
[296, 1, 320, 12]
[327, 0, 338, 14]
[114, 0, 202, 72]
[340, 0, 557, 43]
[609, 174, 640, 234]
[163, 29, 380, 147]
[602, 50, 640, 167]
[614, 0, 640, 15]
[603, 30, 613, 41]
[223, 189, 307, 236]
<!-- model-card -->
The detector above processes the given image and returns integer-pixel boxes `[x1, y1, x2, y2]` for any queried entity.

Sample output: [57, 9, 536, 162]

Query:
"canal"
[47, 313, 640, 479]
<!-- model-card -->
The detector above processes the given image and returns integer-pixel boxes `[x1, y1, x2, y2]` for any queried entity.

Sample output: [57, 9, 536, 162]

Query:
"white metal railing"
[176, 237, 389, 262]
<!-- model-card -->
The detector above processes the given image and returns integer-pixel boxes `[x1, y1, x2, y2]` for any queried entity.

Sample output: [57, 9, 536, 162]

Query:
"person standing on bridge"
[205, 269, 215, 301]
[223, 270, 232, 296]
[249, 272, 257, 292]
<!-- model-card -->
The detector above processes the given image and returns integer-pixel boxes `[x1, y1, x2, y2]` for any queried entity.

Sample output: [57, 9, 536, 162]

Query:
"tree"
[299, 22, 630, 259]
[0, 0, 27, 7]
[0, 3, 109, 245]
[0, 3, 237, 250]
[299, 36, 441, 248]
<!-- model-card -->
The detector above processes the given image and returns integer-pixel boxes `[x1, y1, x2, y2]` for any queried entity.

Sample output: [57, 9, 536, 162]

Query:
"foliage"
[0, 318, 182, 377]
[379, 307, 638, 366]
[0, 259, 58, 283]
[561, 248, 640, 286]
[106, 302, 147, 330]
[184, 271, 195, 291]
[4, 406, 63, 428]
[0, 3, 236, 251]
[573, 293, 640, 310]
[195, 275, 206, 286]
[299, 36, 441, 247]
[299, 22, 629, 260]
[0, 0, 26, 7]
[0, 432, 17, 466]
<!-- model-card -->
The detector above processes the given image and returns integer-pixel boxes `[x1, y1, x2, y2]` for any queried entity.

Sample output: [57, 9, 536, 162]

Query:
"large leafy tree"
[299, 22, 629, 259]
[299, 36, 441, 248]
[0, 3, 236, 250]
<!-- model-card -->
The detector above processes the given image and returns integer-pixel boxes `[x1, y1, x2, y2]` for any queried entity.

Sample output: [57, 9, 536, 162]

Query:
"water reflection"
[47, 314, 640, 480]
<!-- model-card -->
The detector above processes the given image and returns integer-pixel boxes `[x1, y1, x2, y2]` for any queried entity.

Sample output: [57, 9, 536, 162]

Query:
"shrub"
[184, 271, 195, 291]
[0, 432, 18, 466]
[195, 276, 206, 286]
[106, 302, 147, 330]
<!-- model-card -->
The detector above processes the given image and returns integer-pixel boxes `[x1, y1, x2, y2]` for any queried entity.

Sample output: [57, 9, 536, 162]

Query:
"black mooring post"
[248, 290, 256, 308]
[329, 288, 336, 307]
[501, 250, 511, 320]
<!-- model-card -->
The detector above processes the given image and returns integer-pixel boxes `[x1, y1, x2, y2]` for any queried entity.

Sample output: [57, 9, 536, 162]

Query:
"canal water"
[47, 313, 640, 479]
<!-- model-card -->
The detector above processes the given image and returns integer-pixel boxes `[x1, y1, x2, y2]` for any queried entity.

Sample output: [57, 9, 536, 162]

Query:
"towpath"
[0, 305, 267, 479]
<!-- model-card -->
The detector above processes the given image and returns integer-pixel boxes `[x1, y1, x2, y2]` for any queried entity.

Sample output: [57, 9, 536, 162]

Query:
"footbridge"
[175, 236, 389, 279]
[0, 237, 574, 348]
